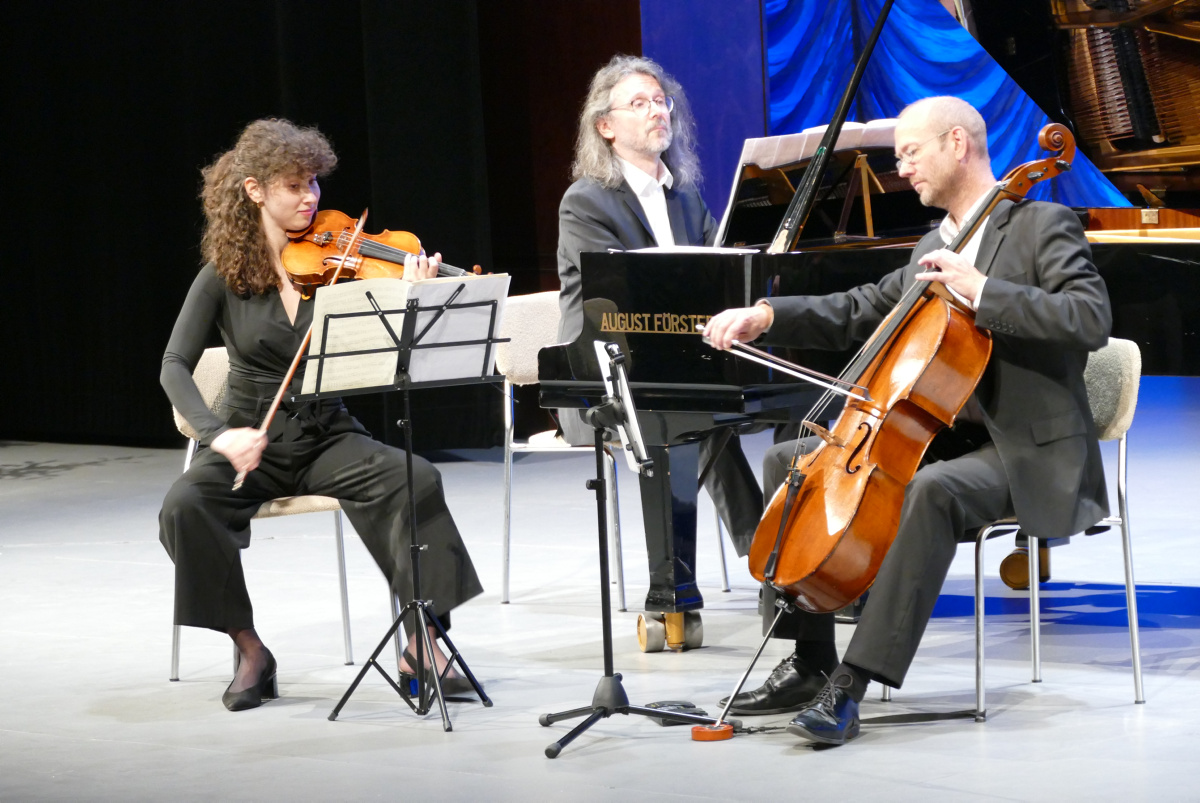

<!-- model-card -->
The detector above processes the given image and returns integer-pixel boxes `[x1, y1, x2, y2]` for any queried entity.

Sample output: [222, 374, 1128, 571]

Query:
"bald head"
[894, 96, 997, 222]
[899, 96, 989, 162]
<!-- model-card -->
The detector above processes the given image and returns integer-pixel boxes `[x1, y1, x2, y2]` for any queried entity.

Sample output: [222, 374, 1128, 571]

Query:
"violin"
[749, 124, 1077, 614]
[232, 208, 481, 491]
[283, 209, 480, 298]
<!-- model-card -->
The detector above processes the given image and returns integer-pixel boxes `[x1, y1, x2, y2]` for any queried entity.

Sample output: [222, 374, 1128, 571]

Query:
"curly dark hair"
[200, 119, 337, 295]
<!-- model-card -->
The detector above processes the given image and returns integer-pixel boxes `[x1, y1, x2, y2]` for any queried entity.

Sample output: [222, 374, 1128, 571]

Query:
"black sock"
[830, 662, 869, 703]
[793, 640, 839, 675]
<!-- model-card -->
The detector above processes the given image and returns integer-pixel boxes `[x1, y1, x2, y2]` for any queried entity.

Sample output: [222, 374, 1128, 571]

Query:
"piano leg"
[638, 441, 704, 614]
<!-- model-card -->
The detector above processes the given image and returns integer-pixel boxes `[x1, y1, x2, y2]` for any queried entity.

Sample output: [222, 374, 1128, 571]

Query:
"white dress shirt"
[618, 157, 675, 247]
[937, 190, 992, 310]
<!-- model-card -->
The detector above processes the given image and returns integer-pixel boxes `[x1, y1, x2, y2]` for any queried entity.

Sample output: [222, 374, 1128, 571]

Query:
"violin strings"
[334, 234, 470, 276]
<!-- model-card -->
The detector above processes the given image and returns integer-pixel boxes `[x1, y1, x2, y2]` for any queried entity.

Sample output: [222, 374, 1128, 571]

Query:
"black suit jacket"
[764, 200, 1112, 539]
[556, 176, 716, 342]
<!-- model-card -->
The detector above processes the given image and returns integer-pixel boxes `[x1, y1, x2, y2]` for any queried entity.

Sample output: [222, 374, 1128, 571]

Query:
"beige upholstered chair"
[168, 347, 354, 680]
[882, 338, 1145, 718]
[494, 292, 628, 606]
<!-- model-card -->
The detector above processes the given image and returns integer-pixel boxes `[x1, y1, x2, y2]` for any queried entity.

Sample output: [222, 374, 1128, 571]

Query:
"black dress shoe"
[222, 649, 278, 712]
[718, 653, 828, 715]
[786, 677, 860, 745]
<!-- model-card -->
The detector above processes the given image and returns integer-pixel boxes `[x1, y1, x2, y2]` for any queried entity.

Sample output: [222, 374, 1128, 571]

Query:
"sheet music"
[406, 273, 510, 383]
[715, 118, 899, 246]
[300, 273, 510, 395]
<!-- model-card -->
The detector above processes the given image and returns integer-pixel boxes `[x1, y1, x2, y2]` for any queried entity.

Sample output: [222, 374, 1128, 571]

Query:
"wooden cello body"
[749, 289, 991, 612]
[750, 124, 1076, 614]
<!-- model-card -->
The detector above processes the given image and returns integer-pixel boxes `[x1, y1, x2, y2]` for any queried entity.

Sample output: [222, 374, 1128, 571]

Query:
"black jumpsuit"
[159, 264, 482, 634]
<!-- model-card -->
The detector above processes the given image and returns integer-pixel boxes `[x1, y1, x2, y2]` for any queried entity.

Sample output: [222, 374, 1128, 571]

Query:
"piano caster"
[637, 611, 703, 652]
[637, 613, 665, 652]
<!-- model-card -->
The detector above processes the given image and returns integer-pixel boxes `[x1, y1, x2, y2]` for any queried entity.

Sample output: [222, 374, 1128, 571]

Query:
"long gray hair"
[570, 55, 702, 190]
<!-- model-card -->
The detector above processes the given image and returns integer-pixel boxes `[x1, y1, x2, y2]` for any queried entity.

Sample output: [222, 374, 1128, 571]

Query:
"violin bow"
[231, 210, 369, 491]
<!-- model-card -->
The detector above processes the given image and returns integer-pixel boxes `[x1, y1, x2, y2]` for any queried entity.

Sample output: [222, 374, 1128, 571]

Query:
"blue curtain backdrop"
[765, 0, 1129, 206]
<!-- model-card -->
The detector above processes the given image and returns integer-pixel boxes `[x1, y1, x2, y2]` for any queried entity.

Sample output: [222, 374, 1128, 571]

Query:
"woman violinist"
[159, 118, 482, 711]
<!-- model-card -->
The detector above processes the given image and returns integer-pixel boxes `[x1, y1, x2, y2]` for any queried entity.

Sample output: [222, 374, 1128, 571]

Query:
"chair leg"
[170, 624, 181, 681]
[1117, 434, 1146, 703]
[1029, 537, 1042, 683]
[880, 685, 892, 702]
[333, 510, 353, 666]
[715, 511, 731, 592]
[501, 381, 515, 604]
[975, 529, 987, 722]
[182, 439, 198, 473]
[172, 441, 199, 681]
[605, 449, 626, 613]
[391, 593, 404, 675]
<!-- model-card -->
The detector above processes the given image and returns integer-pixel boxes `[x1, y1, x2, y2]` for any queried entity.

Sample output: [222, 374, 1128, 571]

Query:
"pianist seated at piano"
[554, 54, 764, 557]
[703, 96, 1112, 746]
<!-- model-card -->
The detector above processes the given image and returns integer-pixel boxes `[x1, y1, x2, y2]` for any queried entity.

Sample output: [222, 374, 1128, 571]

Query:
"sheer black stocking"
[227, 627, 270, 694]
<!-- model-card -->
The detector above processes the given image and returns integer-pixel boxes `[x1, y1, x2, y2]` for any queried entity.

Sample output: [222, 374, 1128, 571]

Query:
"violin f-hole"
[845, 421, 872, 474]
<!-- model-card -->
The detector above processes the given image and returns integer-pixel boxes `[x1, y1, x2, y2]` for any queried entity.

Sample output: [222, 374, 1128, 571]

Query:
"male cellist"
[703, 96, 1112, 746]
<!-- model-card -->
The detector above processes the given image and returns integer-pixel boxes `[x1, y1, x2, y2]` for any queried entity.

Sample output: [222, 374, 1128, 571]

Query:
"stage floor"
[3, 378, 1199, 800]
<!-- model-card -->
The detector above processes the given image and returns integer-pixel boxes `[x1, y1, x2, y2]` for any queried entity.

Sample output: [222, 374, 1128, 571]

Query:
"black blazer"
[764, 200, 1112, 539]
[556, 176, 716, 342]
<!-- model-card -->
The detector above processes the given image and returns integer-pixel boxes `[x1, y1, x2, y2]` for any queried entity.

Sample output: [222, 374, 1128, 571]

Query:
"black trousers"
[159, 408, 482, 637]
[761, 428, 1012, 688]
[561, 409, 764, 556]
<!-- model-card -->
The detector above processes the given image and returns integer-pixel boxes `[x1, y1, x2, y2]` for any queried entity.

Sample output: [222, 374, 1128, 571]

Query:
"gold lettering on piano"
[599, 312, 713, 334]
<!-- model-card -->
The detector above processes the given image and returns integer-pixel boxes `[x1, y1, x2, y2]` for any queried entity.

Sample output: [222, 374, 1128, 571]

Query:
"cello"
[748, 123, 1078, 614]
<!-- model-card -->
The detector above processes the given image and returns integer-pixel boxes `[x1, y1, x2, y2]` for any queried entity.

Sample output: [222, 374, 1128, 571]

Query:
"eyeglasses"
[606, 95, 675, 117]
[894, 129, 953, 171]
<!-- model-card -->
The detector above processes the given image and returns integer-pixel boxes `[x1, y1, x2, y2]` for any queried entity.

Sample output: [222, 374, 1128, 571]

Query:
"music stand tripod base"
[327, 595, 492, 731]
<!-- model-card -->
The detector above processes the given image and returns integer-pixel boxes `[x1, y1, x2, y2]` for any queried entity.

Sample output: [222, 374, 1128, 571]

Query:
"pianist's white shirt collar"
[618, 156, 674, 194]
[618, 157, 675, 247]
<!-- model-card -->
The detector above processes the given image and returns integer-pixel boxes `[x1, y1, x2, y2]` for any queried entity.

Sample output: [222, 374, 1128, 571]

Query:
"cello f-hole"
[845, 422, 872, 474]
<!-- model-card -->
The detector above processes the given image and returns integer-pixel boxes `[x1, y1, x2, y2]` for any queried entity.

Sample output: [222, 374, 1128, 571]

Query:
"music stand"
[538, 342, 738, 757]
[291, 274, 509, 731]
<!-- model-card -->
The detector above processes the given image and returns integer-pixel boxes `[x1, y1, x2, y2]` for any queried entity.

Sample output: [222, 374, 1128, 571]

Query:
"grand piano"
[539, 1, 1200, 648]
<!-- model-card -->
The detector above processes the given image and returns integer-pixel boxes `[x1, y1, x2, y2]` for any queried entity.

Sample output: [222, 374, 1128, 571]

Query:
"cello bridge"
[803, 420, 847, 448]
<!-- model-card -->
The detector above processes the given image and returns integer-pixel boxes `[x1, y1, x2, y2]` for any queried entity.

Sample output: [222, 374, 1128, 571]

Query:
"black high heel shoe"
[222, 649, 278, 712]
[399, 650, 475, 697]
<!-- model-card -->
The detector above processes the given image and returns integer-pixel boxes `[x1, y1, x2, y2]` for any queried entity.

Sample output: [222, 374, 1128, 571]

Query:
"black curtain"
[3, 1, 498, 450]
